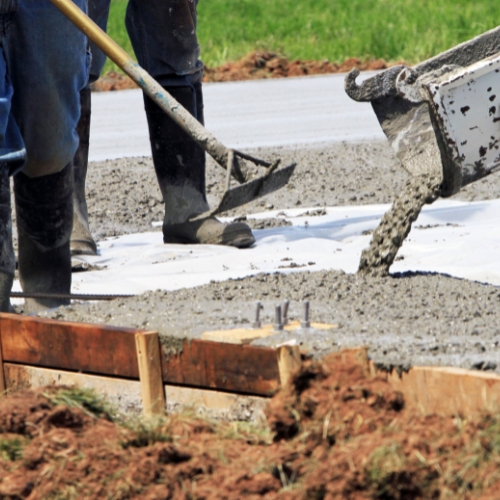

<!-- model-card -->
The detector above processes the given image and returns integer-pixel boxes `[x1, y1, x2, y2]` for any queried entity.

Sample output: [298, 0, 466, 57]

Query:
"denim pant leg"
[0, 49, 15, 277]
[126, 0, 203, 86]
[0, 46, 24, 175]
[88, 0, 111, 84]
[3, 0, 89, 178]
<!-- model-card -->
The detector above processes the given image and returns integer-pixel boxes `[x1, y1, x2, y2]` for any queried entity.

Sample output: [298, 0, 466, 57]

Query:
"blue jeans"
[0, 0, 89, 178]
[88, 0, 203, 87]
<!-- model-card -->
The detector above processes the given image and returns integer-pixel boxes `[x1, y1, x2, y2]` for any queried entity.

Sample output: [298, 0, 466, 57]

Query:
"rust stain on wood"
[0, 314, 281, 396]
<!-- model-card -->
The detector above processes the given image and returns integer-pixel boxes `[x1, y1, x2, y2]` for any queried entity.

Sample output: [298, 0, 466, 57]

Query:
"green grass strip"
[104, 0, 500, 73]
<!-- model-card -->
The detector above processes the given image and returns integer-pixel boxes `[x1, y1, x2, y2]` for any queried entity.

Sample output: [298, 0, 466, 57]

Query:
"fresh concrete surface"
[30, 74, 500, 375]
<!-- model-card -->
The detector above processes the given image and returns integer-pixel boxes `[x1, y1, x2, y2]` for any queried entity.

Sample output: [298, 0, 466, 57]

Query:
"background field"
[105, 0, 500, 73]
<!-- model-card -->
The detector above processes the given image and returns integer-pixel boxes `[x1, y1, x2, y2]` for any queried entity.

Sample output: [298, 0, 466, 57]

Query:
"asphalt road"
[89, 72, 385, 162]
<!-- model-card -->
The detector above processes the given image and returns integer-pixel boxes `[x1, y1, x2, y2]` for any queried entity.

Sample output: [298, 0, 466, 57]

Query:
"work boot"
[14, 163, 74, 313]
[144, 83, 255, 248]
[0, 169, 15, 312]
[70, 88, 97, 256]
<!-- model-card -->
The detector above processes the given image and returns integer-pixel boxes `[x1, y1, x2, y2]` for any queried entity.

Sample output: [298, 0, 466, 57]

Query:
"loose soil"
[1, 352, 500, 499]
[91, 52, 397, 91]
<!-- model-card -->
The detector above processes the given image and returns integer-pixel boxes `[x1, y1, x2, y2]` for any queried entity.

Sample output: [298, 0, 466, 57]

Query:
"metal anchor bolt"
[301, 300, 311, 328]
[252, 301, 262, 328]
[282, 300, 290, 326]
[274, 304, 284, 331]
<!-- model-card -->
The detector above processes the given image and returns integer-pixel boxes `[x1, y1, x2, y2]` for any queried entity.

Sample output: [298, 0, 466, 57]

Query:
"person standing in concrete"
[0, 0, 89, 312]
[70, 0, 255, 256]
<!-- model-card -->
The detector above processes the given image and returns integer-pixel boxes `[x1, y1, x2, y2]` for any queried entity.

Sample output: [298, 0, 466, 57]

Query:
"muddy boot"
[0, 170, 15, 312]
[14, 164, 74, 313]
[144, 83, 255, 248]
[70, 88, 97, 256]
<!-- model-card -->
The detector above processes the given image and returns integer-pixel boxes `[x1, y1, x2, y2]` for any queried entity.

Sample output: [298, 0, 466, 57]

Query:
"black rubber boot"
[14, 163, 74, 313]
[0, 169, 15, 312]
[144, 83, 255, 248]
[70, 88, 97, 256]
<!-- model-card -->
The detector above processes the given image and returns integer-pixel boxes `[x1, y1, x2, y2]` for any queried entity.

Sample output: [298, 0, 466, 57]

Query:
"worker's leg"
[126, 0, 255, 247]
[71, 86, 97, 255]
[0, 36, 20, 312]
[0, 169, 14, 312]
[0, 52, 15, 312]
[5, 0, 88, 311]
[71, 0, 110, 256]
[14, 165, 74, 312]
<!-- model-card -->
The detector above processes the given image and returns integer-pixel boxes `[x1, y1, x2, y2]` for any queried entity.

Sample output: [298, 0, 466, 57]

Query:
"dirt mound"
[204, 51, 393, 83]
[91, 51, 398, 91]
[0, 353, 499, 498]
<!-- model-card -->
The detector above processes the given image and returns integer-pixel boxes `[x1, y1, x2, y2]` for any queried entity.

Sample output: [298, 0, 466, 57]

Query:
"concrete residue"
[358, 174, 442, 277]
[234, 216, 292, 230]
[158, 334, 186, 359]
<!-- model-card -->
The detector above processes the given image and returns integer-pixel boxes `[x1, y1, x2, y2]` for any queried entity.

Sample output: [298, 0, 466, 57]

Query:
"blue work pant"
[0, 0, 89, 178]
[88, 0, 203, 87]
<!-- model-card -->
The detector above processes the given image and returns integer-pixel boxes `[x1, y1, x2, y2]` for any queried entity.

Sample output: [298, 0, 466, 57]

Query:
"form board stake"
[276, 344, 301, 387]
[135, 331, 165, 417]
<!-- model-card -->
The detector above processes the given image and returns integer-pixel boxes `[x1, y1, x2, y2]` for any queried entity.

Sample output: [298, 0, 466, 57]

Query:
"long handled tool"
[50, 0, 295, 215]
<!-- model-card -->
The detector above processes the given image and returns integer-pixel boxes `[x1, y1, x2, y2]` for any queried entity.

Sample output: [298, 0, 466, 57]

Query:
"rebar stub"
[252, 301, 262, 329]
[301, 300, 311, 329]
[282, 300, 290, 326]
[274, 304, 284, 331]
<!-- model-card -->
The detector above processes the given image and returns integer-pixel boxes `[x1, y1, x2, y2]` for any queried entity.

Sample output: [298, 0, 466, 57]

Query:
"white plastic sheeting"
[12, 198, 498, 297]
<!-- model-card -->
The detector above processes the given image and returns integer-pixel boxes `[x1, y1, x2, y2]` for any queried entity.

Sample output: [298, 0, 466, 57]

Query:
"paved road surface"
[89, 72, 385, 162]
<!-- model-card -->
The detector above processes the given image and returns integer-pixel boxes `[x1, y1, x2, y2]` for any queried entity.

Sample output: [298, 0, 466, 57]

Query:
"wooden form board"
[374, 363, 500, 417]
[0, 313, 282, 397]
[3, 313, 500, 419]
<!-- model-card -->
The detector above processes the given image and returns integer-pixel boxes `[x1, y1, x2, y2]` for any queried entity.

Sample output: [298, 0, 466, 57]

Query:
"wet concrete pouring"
[34, 140, 500, 375]
[358, 174, 442, 278]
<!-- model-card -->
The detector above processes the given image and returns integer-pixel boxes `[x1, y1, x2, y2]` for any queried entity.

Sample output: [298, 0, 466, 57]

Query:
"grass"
[120, 416, 172, 449]
[103, 0, 500, 73]
[0, 436, 27, 461]
[43, 387, 116, 420]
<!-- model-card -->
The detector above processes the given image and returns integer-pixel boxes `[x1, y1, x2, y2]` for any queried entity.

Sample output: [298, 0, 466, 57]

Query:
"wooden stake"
[276, 344, 301, 387]
[135, 331, 165, 417]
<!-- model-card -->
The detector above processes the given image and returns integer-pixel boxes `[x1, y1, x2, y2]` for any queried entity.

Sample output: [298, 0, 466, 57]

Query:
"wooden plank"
[202, 321, 337, 345]
[162, 339, 281, 396]
[202, 326, 276, 345]
[135, 331, 165, 416]
[0, 313, 139, 378]
[276, 344, 301, 386]
[373, 363, 500, 417]
[3, 364, 268, 421]
[0, 314, 281, 396]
